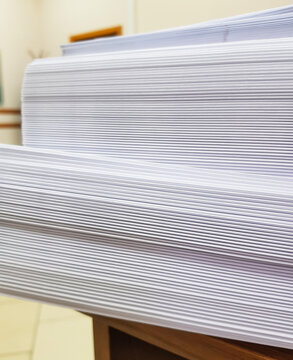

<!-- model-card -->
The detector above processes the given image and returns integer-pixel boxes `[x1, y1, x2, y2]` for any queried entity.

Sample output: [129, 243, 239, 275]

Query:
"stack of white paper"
[0, 144, 292, 349]
[23, 37, 293, 175]
[1, 5, 292, 349]
[62, 6, 293, 56]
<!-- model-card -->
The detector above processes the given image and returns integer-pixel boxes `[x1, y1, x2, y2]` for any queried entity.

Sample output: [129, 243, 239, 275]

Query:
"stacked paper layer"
[62, 5, 293, 56]
[23, 37, 293, 175]
[1, 5, 292, 349]
[0, 144, 292, 348]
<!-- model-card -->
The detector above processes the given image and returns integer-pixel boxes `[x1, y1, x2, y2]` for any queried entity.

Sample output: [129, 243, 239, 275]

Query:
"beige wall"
[0, 127, 21, 145]
[0, 0, 40, 109]
[38, 0, 129, 57]
[0, 0, 40, 145]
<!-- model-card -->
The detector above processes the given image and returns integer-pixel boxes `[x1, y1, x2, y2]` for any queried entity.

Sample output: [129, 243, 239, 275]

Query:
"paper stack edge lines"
[1, 5, 293, 349]
[22, 36, 293, 176]
[0, 144, 292, 349]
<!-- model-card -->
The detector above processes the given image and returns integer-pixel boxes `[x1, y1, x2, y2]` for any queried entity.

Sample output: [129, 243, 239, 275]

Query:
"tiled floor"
[0, 296, 94, 360]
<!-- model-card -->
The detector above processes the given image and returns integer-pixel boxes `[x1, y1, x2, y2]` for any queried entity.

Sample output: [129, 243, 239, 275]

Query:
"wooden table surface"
[87, 314, 293, 360]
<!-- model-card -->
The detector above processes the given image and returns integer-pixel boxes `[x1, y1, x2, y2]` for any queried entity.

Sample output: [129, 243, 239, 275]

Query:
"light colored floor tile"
[33, 316, 94, 360]
[0, 297, 12, 304]
[0, 352, 31, 360]
[0, 300, 40, 354]
[0, 296, 18, 304]
[40, 304, 81, 322]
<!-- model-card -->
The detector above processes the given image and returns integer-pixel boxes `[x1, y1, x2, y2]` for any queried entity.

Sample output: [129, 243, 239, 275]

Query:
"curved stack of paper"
[0, 5, 292, 350]
[23, 37, 293, 175]
[62, 6, 293, 56]
[0, 145, 292, 348]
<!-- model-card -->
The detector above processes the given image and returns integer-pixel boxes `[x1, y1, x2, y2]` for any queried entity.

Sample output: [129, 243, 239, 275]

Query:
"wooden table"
[89, 314, 292, 360]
